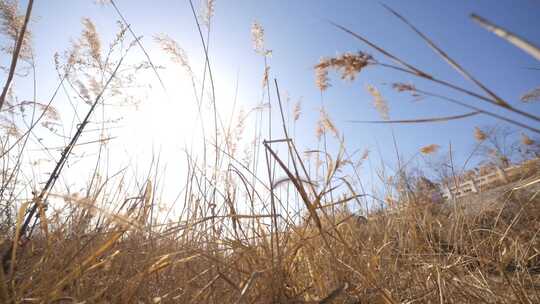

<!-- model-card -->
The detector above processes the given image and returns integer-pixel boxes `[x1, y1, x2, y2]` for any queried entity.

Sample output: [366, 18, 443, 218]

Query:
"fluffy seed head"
[474, 127, 487, 141]
[314, 52, 372, 91]
[315, 59, 330, 91]
[251, 21, 265, 55]
[200, 0, 215, 27]
[366, 84, 389, 120]
[318, 108, 339, 138]
[0, 0, 32, 59]
[81, 18, 102, 64]
[293, 100, 302, 122]
[420, 144, 440, 155]
[315, 119, 324, 141]
[154, 34, 193, 77]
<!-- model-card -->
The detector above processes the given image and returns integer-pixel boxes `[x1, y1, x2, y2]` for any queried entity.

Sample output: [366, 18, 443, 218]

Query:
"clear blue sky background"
[16, 0, 540, 184]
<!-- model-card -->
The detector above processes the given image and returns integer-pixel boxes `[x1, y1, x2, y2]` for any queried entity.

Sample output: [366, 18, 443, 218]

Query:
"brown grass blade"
[9, 201, 30, 277]
[49, 230, 124, 299]
[348, 111, 480, 124]
[263, 140, 323, 230]
[235, 271, 262, 304]
[471, 13, 540, 61]
[380, 3, 510, 108]
[0, 0, 34, 112]
[413, 88, 540, 134]
[330, 18, 540, 125]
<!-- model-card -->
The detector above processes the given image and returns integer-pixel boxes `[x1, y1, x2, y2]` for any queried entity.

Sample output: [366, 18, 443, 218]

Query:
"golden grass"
[1, 184, 539, 303]
[1, 2, 540, 303]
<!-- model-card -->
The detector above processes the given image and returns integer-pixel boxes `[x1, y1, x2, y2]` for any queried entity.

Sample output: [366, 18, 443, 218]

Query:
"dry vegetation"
[1, 1, 540, 303]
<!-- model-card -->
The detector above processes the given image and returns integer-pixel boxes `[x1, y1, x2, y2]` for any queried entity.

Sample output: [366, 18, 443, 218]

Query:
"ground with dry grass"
[2, 1, 540, 303]
[1, 172, 539, 303]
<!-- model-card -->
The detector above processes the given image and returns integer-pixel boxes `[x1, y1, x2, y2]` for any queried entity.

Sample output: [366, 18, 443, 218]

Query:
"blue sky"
[9, 0, 540, 191]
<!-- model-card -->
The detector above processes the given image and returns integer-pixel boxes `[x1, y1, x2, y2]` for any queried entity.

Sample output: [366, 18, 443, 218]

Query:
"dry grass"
[1, 2, 540, 304]
[1, 178, 539, 303]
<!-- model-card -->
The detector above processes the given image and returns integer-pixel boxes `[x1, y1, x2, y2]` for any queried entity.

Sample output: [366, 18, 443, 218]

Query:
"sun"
[107, 53, 241, 197]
